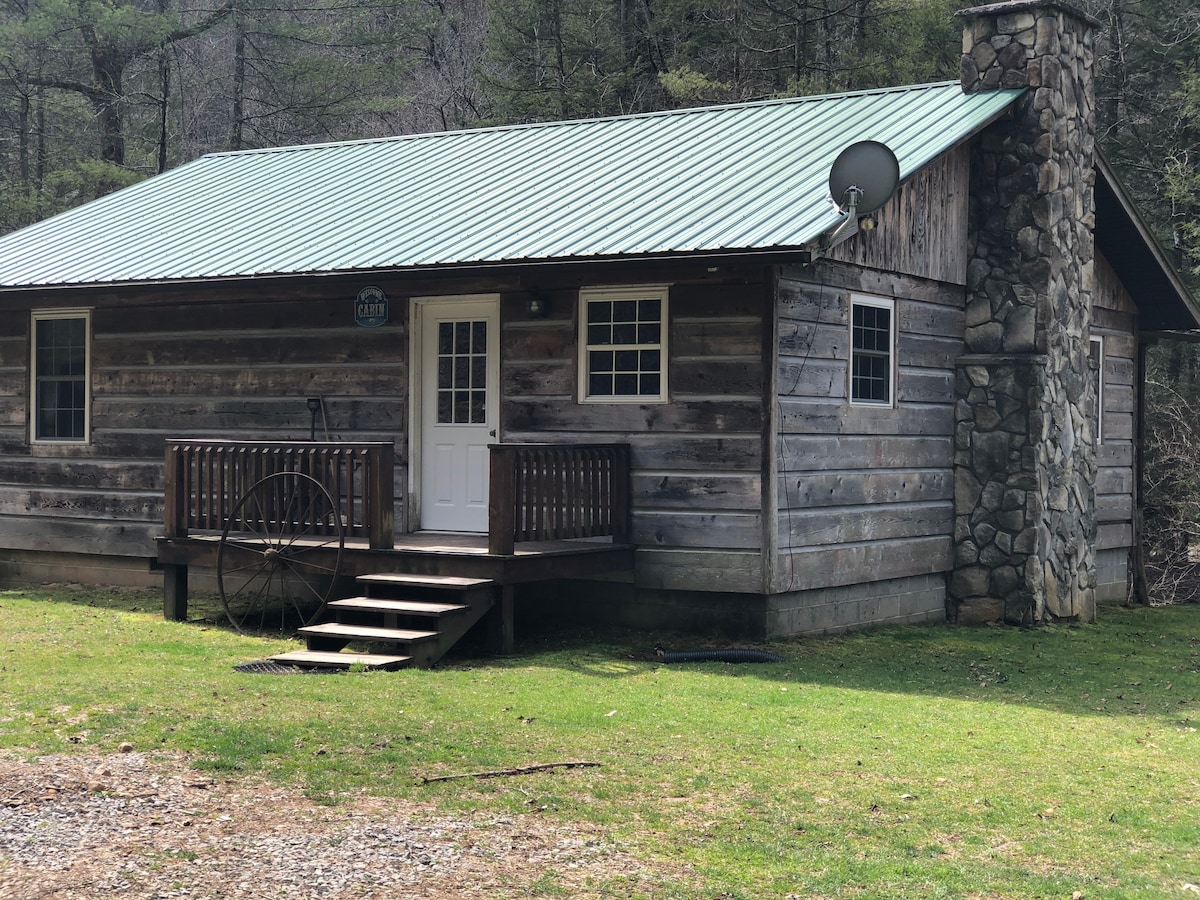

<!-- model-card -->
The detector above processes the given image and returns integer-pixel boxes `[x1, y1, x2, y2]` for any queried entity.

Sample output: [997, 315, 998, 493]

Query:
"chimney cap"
[955, 0, 1101, 29]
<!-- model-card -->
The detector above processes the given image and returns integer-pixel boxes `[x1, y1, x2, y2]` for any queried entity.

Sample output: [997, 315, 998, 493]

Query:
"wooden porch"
[155, 439, 634, 667]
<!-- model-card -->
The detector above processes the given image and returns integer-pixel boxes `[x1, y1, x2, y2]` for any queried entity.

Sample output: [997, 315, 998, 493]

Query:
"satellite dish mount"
[818, 140, 900, 254]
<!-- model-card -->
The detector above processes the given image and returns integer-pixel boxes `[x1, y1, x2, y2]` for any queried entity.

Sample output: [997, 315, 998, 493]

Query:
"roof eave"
[1095, 151, 1200, 333]
[0, 245, 823, 295]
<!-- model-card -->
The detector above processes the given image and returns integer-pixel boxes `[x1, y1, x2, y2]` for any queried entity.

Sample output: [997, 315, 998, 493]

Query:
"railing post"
[489, 445, 517, 555]
[163, 443, 187, 538]
[366, 443, 395, 550]
[612, 445, 632, 545]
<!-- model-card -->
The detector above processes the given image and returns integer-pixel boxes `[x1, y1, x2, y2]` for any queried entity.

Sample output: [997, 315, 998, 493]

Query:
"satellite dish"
[828, 140, 900, 215]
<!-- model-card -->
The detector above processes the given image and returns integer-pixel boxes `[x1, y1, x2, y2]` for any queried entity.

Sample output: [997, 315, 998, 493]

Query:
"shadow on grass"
[8, 583, 1200, 722]
[0, 583, 311, 644]
[481, 601, 1200, 723]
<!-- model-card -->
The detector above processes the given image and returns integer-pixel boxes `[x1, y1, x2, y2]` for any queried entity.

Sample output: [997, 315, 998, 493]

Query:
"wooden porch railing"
[488, 443, 632, 555]
[164, 440, 395, 550]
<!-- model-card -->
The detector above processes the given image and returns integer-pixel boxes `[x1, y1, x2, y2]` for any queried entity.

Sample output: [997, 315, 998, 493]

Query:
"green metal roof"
[0, 81, 1021, 288]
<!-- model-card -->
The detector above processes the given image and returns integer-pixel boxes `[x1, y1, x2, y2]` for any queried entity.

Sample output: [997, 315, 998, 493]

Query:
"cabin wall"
[0, 263, 773, 606]
[1092, 250, 1138, 603]
[0, 280, 409, 584]
[499, 266, 772, 597]
[769, 257, 966, 634]
[826, 144, 971, 286]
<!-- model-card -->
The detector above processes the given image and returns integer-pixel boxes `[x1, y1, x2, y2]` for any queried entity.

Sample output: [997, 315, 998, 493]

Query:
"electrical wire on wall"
[775, 261, 828, 587]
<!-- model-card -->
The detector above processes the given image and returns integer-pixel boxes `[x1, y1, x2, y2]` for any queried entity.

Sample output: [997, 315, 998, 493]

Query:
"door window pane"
[436, 319, 488, 424]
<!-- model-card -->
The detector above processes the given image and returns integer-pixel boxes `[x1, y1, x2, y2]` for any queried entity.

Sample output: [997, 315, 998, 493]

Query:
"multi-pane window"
[32, 311, 90, 442]
[1090, 335, 1104, 444]
[436, 319, 488, 424]
[849, 295, 895, 405]
[580, 286, 668, 402]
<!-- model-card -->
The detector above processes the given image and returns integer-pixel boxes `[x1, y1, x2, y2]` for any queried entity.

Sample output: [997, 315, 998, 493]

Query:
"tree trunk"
[87, 39, 126, 165]
[230, 6, 246, 150]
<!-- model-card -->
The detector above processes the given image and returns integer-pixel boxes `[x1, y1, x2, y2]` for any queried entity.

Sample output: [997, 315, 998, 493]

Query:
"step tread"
[329, 597, 470, 616]
[269, 650, 411, 670]
[299, 622, 438, 642]
[357, 573, 494, 590]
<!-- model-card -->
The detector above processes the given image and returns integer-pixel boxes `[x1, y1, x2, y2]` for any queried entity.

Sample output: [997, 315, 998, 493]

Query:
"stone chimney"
[950, 0, 1101, 625]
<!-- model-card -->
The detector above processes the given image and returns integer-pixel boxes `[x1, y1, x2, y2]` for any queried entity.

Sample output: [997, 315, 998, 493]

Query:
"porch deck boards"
[156, 531, 634, 585]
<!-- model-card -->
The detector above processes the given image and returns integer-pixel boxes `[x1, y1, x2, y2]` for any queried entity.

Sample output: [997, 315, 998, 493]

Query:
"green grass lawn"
[3, 583, 1199, 898]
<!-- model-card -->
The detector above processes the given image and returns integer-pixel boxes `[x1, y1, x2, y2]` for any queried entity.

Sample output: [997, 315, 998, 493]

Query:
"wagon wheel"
[217, 471, 345, 633]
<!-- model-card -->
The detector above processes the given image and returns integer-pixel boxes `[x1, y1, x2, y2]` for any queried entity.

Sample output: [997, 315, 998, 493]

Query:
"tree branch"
[420, 761, 600, 784]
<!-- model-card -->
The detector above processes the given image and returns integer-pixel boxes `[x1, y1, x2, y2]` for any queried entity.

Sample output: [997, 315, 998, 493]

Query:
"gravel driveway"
[0, 750, 675, 899]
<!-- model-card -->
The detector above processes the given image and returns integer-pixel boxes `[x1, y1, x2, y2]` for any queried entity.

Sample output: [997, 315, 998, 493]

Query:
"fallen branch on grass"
[420, 761, 600, 784]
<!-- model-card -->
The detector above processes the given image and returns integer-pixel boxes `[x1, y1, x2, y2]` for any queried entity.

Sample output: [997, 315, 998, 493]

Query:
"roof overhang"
[1095, 153, 1200, 334]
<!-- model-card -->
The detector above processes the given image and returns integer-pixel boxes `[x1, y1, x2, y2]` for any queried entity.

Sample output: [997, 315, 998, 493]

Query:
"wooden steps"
[270, 650, 412, 670]
[299, 622, 439, 643]
[268, 572, 497, 671]
[326, 598, 469, 616]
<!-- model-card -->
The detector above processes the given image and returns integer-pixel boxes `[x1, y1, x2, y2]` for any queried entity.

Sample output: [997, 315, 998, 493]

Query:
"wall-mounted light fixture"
[527, 291, 550, 319]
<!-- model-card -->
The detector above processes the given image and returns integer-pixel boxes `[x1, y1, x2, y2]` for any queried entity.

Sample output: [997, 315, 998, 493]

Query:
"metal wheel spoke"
[281, 498, 330, 547]
[218, 471, 345, 634]
[284, 565, 329, 607]
[223, 535, 275, 552]
[228, 565, 272, 610]
[283, 555, 343, 576]
[283, 535, 342, 556]
[248, 493, 285, 549]
[220, 555, 273, 577]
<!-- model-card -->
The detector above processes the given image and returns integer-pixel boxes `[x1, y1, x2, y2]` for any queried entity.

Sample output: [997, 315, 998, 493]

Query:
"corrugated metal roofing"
[0, 81, 1021, 288]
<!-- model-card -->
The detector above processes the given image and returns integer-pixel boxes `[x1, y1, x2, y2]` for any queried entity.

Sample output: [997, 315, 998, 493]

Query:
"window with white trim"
[31, 310, 91, 442]
[579, 286, 668, 402]
[1090, 335, 1104, 444]
[849, 294, 895, 405]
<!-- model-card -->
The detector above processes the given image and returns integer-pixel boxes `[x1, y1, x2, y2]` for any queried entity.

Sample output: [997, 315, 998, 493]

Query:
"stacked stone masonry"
[951, 0, 1100, 625]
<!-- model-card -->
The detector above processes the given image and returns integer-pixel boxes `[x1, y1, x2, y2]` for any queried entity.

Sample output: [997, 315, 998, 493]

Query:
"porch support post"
[163, 442, 187, 538]
[611, 445, 632, 544]
[486, 584, 515, 655]
[366, 442, 395, 550]
[163, 564, 188, 621]
[488, 445, 517, 555]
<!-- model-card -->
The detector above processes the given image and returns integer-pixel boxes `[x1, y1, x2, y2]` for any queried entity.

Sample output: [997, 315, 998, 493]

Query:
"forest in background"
[4, 0, 1200, 600]
[2, 0, 1198, 267]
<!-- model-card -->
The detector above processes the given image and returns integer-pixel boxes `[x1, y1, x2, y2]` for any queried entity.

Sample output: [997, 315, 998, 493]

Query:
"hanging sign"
[354, 286, 389, 327]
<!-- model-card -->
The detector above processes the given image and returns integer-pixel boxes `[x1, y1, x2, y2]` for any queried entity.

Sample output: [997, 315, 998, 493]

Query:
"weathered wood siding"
[827, 144, 971, 286]
[1, 264, 771, 591]
[500, 266, 771, 594]
[771, 144, 969, 601]
[773, 259, 965, 595]
[1092, 250, 1138, 599]
[0, 280, 409, 562]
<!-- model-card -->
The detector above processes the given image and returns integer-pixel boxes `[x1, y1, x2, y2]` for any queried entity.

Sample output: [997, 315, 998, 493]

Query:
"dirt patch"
[0, 750, 684, 898]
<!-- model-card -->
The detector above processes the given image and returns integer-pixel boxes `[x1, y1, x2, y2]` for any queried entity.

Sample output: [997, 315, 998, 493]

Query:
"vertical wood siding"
[1092, 252, 1138, 562]
[827, 145, 971, 286]
[772, 261, 964, 594]
[499, 272, 771, 593]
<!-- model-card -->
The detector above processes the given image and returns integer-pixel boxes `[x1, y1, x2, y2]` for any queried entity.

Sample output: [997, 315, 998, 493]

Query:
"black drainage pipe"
[655, 647, 784, 664]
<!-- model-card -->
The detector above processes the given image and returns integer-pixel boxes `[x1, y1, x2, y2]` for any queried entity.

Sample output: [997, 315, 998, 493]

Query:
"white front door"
[418, 297, 499, 532]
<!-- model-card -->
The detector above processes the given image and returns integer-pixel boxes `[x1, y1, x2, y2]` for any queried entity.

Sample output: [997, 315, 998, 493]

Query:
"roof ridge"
[207, 80, 964, 160]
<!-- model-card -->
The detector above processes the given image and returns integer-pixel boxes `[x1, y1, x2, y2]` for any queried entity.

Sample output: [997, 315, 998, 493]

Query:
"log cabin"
[0, 0, 1196, 666]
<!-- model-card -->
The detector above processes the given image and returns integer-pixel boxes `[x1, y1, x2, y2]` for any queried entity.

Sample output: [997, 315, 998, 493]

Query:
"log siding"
[0, 281, 410, 565]
[499, 270, 771, 594]
[772, 259, 964, 600]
